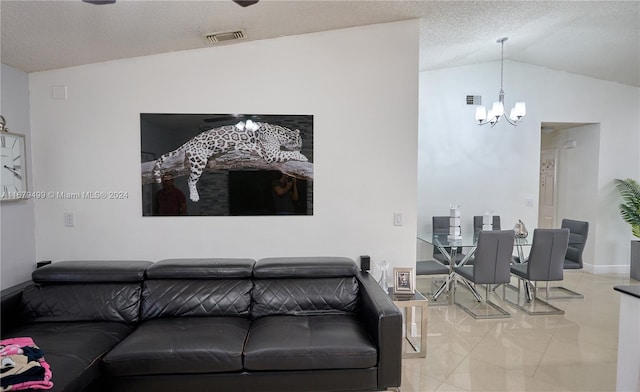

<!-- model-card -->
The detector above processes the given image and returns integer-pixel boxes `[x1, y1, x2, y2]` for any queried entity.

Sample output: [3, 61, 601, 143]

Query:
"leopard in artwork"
[152, 120, 308, 202]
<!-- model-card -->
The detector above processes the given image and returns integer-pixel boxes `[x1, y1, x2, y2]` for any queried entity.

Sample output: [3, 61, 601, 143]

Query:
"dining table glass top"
[417, 232, 531, 248]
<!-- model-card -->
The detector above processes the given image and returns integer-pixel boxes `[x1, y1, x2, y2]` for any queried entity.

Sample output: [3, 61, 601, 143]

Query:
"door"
[538, 149, 557, 229]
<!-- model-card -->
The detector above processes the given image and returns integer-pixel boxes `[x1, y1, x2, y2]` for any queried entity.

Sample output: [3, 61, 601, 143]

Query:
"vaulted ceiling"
[2, 0, 639, 86]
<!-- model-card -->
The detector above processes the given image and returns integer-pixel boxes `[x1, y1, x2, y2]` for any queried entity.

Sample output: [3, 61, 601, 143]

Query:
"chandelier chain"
[500, 39, 504, 93]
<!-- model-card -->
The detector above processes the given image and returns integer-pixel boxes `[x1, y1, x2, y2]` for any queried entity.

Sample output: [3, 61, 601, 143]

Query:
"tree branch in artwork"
[141, 150, 314, 185]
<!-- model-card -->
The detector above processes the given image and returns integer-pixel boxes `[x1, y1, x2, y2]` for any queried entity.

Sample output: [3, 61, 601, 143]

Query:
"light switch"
[64, 212, 75, 227]
[394, 212, 403, 226]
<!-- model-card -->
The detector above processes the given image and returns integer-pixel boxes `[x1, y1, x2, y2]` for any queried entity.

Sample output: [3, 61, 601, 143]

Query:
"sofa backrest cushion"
[251, 277, 359, 318]
[253, 257, 358, 278]
[21, 260, 152, 324]
[140, 259, 255, 319]
[141, 279, 253, 319]
[21, 283, 143, 323]
[251, 257, 360, 318]
[146, 258, 255, 279]
[32, 260, 152, 283]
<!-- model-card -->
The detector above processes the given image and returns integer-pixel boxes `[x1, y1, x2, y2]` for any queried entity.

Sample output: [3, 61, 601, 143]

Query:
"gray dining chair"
[505, 228, 570, 315]
[453, 230, 515, 319]
[466, 215, 502, 265]
[548, 219, 589, 299]
[473, 215, 501, 233]
[416, 259, 450, 304]
[432, 216, 465, 265]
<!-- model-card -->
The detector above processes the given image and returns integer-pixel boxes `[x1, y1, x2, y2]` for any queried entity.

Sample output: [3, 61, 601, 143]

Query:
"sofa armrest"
[1, 280, 34, 334]
[356, 271, 402, 389]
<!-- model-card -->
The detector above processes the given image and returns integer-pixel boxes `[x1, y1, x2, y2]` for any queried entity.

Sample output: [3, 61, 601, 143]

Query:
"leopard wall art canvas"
[141, 114, 313, 217]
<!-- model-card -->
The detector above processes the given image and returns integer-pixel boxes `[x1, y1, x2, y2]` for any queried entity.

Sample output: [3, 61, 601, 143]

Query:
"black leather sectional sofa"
[0, 257, 402, 392]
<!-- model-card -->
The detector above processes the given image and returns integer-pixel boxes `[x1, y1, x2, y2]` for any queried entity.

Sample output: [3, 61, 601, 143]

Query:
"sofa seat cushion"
[104, 317, 250, 376]
[243, 315, 377, 371]
[2, 321, 134, 392]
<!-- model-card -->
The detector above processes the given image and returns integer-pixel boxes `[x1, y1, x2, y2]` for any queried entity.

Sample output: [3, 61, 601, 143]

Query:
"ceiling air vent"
[466, 95, 481, 105]
[204, 30, 247, 44]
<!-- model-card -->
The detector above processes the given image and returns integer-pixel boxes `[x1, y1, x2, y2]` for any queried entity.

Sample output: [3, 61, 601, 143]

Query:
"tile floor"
[399, 271, 640, 392]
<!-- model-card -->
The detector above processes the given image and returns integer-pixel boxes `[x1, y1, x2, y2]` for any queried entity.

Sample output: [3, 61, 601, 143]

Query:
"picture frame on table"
[393, 267, 414, 295]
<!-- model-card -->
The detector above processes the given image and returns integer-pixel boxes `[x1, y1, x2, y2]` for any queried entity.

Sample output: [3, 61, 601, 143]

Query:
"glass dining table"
[417, 232, 531, 301]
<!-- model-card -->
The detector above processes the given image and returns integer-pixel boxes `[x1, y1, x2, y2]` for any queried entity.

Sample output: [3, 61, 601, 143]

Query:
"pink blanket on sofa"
[0, 337, 53, 391]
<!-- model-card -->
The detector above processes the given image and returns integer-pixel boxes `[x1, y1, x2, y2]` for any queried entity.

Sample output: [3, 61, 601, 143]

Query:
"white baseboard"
[584, 262, 630, 275]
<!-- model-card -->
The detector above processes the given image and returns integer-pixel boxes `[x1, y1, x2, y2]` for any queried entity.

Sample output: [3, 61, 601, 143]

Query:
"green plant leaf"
[615, 178, 640, 239]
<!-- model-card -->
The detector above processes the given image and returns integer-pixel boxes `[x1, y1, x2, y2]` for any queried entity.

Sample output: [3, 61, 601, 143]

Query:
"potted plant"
[614, 178, 640, 280]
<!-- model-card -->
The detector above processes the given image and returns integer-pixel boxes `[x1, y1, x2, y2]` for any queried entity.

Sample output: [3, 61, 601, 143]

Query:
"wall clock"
[1, 116, 28, 201]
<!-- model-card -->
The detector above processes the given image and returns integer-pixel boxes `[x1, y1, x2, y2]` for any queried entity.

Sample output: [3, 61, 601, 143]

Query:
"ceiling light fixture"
[233, 0, 259, 6]
[82, 0, 116, 4]
[475, 37, 526, 127]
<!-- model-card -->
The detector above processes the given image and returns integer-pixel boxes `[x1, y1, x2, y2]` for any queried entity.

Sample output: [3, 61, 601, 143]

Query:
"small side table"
[389, 289, 428, 358]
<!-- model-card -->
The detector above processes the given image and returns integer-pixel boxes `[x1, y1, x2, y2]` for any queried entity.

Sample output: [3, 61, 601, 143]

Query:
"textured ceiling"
[1, 0, 639, 86]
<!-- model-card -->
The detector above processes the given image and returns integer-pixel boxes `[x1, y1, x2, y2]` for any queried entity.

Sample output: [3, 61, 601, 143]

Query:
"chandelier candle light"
[475, 37, 526, 127]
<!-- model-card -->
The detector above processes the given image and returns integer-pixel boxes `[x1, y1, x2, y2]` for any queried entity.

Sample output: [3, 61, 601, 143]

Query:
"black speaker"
[360, 255, 371, 272]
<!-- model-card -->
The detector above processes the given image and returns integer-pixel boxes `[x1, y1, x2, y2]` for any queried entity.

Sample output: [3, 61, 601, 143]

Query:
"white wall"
[22, 20, 418, 279]
[0, 64, 37, 287]
[419, 61, 542, 238]
[419, 61, 640, 272]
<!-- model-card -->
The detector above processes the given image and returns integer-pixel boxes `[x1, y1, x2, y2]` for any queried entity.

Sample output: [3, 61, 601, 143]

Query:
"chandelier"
[475, 37, 526, 126]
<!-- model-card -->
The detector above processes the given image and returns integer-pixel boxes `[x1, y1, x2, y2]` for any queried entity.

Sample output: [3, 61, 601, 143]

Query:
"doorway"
[538, 122, 599, 265]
